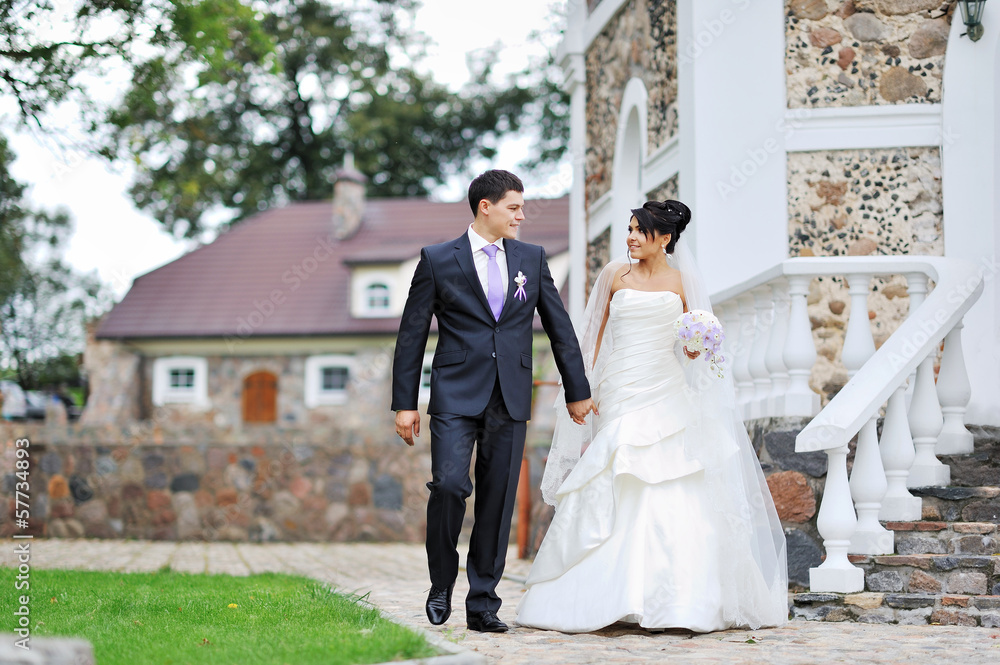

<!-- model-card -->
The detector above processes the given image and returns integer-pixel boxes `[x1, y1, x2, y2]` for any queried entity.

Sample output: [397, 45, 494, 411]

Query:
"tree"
[0, 136, 111, 390]
[2, 1, 571, 238]
[0, 0, 146, 135]
[102, 0, 543, 237]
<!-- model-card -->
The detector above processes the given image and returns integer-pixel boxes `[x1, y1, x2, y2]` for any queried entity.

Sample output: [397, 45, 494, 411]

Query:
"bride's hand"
[684, 346, 700, 360]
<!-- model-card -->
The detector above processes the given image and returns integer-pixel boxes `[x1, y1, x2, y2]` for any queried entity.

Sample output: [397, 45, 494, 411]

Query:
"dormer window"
[366, 283, 390, 311]
[351, 269, 398, 318]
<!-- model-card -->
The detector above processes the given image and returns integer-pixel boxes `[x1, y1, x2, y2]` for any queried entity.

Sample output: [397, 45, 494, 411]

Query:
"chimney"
[332, 152, 367, 239]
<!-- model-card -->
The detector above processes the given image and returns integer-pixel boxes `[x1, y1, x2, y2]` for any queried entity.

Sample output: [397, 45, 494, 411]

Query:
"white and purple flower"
[674, 309, 726, 378]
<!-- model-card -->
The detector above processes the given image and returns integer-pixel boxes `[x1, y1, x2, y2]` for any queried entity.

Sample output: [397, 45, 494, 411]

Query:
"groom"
[391, 170, 594, 632]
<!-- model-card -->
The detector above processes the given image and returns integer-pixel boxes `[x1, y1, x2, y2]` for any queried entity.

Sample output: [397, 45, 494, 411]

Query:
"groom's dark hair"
[468, 169, 524, 217]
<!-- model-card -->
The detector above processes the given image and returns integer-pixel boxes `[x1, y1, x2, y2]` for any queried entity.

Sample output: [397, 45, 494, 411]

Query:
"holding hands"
[566, 398, 598, 425]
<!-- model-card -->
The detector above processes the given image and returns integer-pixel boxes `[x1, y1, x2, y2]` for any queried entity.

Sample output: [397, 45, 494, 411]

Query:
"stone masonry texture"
[786, 0, 951, 108]
[585, 0, 678, 206]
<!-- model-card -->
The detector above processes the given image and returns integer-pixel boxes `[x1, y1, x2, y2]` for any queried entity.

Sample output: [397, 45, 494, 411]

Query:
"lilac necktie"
[482, 244, 503, 320]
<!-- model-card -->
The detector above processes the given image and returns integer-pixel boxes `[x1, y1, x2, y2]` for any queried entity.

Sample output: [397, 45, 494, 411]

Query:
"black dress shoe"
[466, 610, 508, 633]
[425, 584, 454, 625]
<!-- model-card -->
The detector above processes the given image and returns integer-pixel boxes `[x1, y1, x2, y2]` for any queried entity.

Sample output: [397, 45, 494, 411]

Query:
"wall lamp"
[959, 0, 987, 42]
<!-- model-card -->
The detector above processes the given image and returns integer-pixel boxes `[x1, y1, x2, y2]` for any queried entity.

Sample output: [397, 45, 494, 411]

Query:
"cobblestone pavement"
[3, 539, 1000, 664]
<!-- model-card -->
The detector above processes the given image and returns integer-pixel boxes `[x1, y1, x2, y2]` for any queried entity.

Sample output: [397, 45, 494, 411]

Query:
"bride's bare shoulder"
[609, 265, 630, 293]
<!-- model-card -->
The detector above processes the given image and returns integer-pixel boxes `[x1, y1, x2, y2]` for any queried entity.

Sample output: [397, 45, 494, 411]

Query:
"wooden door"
[242, 371, 277, 423]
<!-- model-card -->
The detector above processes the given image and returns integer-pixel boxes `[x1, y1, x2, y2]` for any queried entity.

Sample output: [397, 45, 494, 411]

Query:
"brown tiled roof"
[96, 196, 570, 339]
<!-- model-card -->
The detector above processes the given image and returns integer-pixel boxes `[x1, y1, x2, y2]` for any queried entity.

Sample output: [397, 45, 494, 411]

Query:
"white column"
[782, 274, 820, 417]
[734, 294, 756, 416]
[765, 280, 790, 417]
[879, 383, 922, 521]
[809, 445, 864, 593]
[906, 272, 949, 487]
[936, 320, 974, 454]
[849, 417, 894, 554]
[557, 6, 587, 325]
[749, 286, 774, 417]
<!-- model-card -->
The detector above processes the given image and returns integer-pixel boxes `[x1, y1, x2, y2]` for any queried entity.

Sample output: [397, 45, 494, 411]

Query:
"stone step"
[883, 520, 1000, 555]
[791, 592, 1000, 627]
[851, 552, 1000, 596]
[940, 425, 1000, 488]
[908, 485, 1000, 522]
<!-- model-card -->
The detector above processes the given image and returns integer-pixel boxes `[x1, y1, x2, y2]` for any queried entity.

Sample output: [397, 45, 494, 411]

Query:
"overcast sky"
[5, 1, 569, 298]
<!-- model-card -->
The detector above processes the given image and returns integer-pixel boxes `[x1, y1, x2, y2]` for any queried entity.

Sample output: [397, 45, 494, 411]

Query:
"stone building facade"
[556, 0, 999, 584]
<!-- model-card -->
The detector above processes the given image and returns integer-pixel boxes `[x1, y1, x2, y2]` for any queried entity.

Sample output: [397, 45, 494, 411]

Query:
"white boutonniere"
[514, 271, 527, 301]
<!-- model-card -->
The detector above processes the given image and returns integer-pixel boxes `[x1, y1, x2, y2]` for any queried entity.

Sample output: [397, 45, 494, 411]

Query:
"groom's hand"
[566, 398, 598, 425]
[395, 410, 420, 446]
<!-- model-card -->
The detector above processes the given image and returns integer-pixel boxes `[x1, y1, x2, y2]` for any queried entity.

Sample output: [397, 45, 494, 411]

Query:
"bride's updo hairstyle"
[630, 200, 691, 254]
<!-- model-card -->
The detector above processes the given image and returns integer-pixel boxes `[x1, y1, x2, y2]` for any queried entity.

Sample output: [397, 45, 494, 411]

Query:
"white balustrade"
[711, 255, 984, 593]
[936, 320, 974, 454]
[764, 280, 790, 417]
[879, 383, 922, 521]
[749, 286, 775, 418]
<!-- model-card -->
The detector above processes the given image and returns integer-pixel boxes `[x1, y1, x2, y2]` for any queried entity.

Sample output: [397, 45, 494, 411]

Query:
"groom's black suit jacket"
[391, 233, 590, 422]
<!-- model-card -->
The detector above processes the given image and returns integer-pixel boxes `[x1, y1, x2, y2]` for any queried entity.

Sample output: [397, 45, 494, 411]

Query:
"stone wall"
[586, 227, 613, 298]
[79, 334, 142, 426]
[0, 422, 427, 542]
[786, 0, 952, 108]
[3, 341, 561, 543]
[585, 0, 678, 206]
[646, 174, 679, 203]
[787, 146, 942, 400]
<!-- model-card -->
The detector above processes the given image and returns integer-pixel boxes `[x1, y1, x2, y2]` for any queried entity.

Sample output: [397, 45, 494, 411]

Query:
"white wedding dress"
[515, 289, 787, 633]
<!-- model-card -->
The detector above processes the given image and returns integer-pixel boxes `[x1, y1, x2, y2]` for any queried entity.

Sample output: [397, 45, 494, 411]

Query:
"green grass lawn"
[0, 567, 437, 665]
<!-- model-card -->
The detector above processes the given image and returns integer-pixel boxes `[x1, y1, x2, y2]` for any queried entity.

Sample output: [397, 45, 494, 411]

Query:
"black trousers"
[426, 378, 527, 613]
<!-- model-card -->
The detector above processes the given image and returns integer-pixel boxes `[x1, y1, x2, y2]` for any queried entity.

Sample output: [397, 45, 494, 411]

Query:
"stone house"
[4, 164, 572, 543]
[84, 166, 572, 433]
[548, 0, 1000, 625]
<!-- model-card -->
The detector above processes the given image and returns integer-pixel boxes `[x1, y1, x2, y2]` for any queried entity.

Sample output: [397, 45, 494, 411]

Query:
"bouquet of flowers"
[674, 309, 726, 378]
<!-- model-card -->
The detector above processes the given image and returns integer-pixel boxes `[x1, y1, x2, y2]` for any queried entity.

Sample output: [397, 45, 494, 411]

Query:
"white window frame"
[305, 354, 355, 407]
[152, 356, 209, 408]
[353, 271, 397, 318]
[365, 282, 391, 312]
[418, 353, 433, 404]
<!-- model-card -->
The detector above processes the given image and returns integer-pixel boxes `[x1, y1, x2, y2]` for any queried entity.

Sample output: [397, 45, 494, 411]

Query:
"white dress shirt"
[467, 225, 508, 307]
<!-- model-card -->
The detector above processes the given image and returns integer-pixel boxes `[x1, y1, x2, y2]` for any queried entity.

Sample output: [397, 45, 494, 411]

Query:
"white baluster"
[849, 417, 894, 553]
[749, 286, 774, 418]
[782, 275, 820, 417]
[717, 301, 737, 360]
[838, 273, 892, 554]
[936, 320, 974, 454]
[734, 294, 756, 418]
[879, 383, 922, 521]
[810, 445, 865, 592]
[902, 272, 928, 412]
[841, 273, 875, 374]
[765, 280, 790, 418]
[904, 274, 949, 487]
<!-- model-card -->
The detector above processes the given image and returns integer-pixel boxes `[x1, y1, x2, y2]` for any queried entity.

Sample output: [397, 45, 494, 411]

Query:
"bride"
[515, 200, 788, 633]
